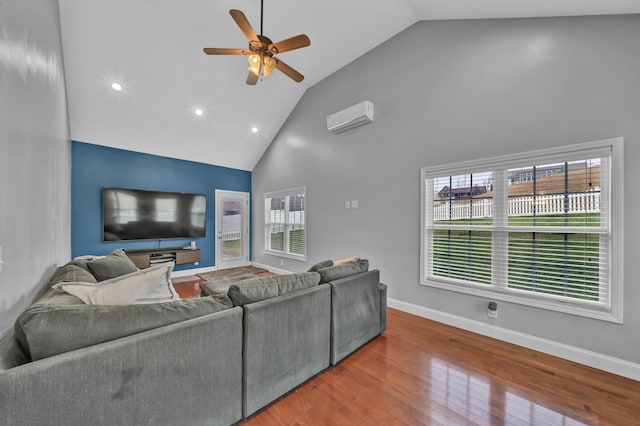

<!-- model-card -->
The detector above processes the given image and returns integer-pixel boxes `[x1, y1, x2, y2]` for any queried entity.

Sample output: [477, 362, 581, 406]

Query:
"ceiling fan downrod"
[260, 0, 264, 36]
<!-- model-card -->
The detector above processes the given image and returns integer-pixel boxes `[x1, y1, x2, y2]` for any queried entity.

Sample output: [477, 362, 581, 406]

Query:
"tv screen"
[102, 187, 206, 241]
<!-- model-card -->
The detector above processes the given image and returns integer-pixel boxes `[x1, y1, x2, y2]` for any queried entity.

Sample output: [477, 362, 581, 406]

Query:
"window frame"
[264, 186, 307, 261]
[420, 138, 624, 323]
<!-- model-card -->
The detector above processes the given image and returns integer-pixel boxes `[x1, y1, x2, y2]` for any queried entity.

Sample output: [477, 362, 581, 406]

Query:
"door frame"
[215, 190, 250, 269]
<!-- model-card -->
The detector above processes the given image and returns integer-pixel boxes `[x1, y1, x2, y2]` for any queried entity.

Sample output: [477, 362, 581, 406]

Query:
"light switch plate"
[351, 200, 359, 208]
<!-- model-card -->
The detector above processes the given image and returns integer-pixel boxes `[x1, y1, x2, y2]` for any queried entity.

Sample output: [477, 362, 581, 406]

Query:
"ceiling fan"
[203, 0, 310, 85]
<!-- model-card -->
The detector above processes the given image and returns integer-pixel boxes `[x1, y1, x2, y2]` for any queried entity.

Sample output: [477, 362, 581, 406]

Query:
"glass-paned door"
[215, 190, 249, 269]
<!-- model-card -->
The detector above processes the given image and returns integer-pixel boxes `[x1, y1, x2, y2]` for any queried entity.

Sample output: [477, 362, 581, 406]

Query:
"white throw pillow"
[54, 262, 178, 305]
[333, 256, 360, 265]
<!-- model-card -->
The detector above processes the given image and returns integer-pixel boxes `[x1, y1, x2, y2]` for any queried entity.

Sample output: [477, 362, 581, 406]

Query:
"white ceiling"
[57, 0, 640, 171]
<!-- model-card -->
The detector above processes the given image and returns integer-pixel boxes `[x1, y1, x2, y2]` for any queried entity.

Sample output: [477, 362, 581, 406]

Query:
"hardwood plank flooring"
[241, 308, 640, 425]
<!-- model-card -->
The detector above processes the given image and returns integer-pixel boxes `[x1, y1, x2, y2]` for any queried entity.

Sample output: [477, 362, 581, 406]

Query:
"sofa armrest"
[0, 307, 243, 426]
[329, 269, 381, 365]
[379, 282, 388, 333]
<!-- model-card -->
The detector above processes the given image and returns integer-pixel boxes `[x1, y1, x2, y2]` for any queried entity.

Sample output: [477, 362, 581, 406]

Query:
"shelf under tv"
[124, 247, 200, 269]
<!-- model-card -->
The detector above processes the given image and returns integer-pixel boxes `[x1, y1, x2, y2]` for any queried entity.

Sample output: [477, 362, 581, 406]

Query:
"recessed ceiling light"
[195, 108, 204, 116]
[111, 82, 123, 91]
[251, 127, 259, 133]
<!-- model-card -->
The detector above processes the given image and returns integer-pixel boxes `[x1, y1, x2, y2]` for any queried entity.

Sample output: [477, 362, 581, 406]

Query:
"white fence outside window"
[433, 192, 600, 221]
[221, 214, 241, 241]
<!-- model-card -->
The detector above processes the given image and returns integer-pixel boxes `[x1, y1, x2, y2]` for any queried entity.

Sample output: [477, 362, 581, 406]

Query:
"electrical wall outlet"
[487, 301, 498, 319]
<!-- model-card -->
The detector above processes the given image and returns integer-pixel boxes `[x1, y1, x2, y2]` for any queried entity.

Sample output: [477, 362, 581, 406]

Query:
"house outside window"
[420, 138, 623, 322]
[264, 187, 306, 260]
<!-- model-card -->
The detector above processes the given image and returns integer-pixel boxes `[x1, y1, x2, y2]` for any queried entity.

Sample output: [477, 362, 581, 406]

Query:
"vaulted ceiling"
[58, 0, 640, 171]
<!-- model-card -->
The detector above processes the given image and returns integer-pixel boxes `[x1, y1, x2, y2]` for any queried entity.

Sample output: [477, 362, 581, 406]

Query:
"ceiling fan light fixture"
[248, 53, 261, 76]
[263, 56, 276, 76]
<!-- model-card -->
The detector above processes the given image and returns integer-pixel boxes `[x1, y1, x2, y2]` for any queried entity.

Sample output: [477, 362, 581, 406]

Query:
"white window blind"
[264, 187, 306, 260]
[421, 138, 623, 322]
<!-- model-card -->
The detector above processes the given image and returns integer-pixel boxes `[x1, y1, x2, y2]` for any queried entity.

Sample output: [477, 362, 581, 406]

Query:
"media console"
[124, 247, 201, 269]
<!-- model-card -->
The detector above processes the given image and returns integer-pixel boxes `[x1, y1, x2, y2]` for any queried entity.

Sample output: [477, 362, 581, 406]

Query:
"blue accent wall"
[71, 141, 252, 271]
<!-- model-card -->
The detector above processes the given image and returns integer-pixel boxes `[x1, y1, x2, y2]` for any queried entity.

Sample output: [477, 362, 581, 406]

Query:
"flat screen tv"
[102, 187, 206, 241]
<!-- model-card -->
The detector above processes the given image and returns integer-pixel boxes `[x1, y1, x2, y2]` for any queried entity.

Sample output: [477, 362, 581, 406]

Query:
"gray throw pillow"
[317, 259, 369, 283]
[48, 264, 97, 286]
[30, 264, 99, 304]
[68, 258, 92, 273]
[307, 260, 333, 272]
[227, 272, 320, 306]
[87, 248, 138, 281]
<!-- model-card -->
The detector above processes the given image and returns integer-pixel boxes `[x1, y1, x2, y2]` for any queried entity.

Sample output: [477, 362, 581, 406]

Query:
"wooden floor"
[242, 308, 640, 425]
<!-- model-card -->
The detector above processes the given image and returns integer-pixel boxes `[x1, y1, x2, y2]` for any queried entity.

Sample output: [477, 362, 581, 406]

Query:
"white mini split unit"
[326, 100, 374, 134]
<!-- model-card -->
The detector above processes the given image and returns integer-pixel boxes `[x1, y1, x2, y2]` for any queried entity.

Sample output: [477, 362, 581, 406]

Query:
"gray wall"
[253, 15, 640, 364]
[0, 0, 71, 336]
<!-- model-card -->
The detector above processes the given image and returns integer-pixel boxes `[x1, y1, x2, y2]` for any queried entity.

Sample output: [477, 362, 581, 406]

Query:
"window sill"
[265, 250, 307, 262]
[420, 277, 622, 323]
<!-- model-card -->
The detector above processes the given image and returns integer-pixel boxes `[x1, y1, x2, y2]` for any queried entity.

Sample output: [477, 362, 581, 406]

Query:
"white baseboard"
[388, 298, 640, 382]
[171, 265, 216, 278]
[250, 262, 292, 275]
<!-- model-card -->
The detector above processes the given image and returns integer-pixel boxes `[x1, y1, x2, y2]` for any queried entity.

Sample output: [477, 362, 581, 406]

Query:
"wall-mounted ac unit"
[326, 100, 374, 134]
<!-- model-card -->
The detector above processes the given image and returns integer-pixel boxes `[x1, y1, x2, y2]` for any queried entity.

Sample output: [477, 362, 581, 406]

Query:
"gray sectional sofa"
[0, 253, 386, 425]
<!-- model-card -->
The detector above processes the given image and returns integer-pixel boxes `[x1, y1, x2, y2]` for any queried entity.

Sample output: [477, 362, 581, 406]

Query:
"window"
[264, 187, 306, 260]
[421, 138, 623, 322]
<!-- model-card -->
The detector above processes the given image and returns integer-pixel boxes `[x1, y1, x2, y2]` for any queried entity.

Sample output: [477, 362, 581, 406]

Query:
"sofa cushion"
[86, 248, 138, 281]
[228, 272, 320, 307]
[317, 259, 369, 283]
[54, 262, 178, 305]
[14, 288, 229, 361]
[307, 260, 333, 272]
[200, 274, 256, 307]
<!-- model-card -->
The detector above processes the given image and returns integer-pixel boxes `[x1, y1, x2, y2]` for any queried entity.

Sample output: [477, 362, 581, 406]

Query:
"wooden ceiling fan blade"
[269, 34, 310, 54]
[275, 59, 304, 83]
[203, 48, 246, 55]
[229, 9, 258, 42]
[246, 71, 259, 85]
